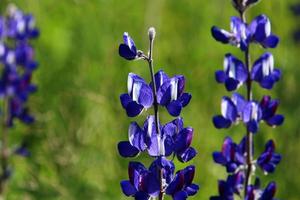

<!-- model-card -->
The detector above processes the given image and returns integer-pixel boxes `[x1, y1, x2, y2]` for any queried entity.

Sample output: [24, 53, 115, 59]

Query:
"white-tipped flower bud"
[148, 27, 156, 41]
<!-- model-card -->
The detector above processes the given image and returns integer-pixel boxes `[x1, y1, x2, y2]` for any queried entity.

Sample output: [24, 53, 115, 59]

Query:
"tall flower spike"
[118, 28, 198, 200]
[0, 4, 39, 193]
[211, 0, 283, 199]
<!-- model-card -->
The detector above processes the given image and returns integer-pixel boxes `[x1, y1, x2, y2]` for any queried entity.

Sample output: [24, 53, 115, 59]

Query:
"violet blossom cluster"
[117, 28, 199, 200]
[0, 4, 39, 187]
[210, 0, 283, 199]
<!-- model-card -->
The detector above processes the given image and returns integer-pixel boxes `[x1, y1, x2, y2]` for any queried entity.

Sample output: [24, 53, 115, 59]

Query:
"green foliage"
[1, 0, 299, 199]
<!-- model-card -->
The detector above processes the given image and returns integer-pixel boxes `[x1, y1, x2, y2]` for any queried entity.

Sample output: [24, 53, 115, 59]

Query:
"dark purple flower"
[248, 15, 279, 48]
[257, 140, 281, 173]
[245, 181, 277, 200]
[211, 16, 249, 51]
[212, 137, 245, 173]
[242, 101, 262, 133]
[7, 97, 34, 126]
[210, 180, 234, 200]
[163, 117, 197, 162]
[15, 42, 38, 71]
[156, 71, 192, 117]
[14, 143, 31, 157]
[119, 32, 138, 60]
[6, 6, 39, 40]
[166, 165, 199, 199]
[251, 53, 281, 89]
[121, 158, 175, 199]
[259, 95, 284, 127]
[120, 73, 153, 117]
[215, 53, 247, 91]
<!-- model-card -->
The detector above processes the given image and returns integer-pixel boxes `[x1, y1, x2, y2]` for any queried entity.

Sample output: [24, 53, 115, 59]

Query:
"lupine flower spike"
[0, 4, 39, 194]
[210, 0, 283, 199]
[118, 27, 199, 200]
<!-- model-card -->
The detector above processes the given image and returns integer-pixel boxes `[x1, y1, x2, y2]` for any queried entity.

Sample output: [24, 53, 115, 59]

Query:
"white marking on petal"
[265, 20, 271, 37]
[262, 54, 274, 77]
[147, 116, 154, 138]
[127, 73, 133, 94]
[132, 82, 142, 102]
[170, 78, 178, 101]
[128, 123, 137, 146]
[221, 99, 228, 117]
[0, 44, 5, 57]
[17, 20, 25, 34]
[228, 60, 236, 79]
[251, 102, 258, 120]
[6, 51, 15, 65]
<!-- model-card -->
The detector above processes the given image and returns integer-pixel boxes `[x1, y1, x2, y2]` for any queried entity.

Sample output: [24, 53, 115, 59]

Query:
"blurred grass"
[0, 0, 299, 199]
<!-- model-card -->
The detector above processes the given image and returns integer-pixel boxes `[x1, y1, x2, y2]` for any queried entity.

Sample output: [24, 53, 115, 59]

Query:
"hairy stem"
[147, 32, 164, 200]
[0, 97, 9, 196]
[241, 11, 253, 197]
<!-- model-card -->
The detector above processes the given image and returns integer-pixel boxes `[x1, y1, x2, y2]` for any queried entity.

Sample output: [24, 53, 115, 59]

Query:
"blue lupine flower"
[6, 6, 39, 40]
[8, 97, 34, 126]
[215, 53, 247, 91]
[210, 171, 245, 200]
[155, 70, 192, 117]
[259, 95, 284, 127]
[211, 16, 249, 51]
[212, 137, 245, 173]
[166, 165, 199, 200]
[120, 73, 153, 117]
[257, 140, 281, 173]
[119, 32, 138, 60]
[121, 158, 175, 199]
[248, 15, 279, 48]
[251, 53, 281, 89]
[15, 42, 38, 71]
[242, 101, 262, 133]
[210, 179, 234, 200]
[118, 116, 197, 162]
[245, 181, 277, 200]
[14, 143, 30, 157]
[163, 117, 197, 162]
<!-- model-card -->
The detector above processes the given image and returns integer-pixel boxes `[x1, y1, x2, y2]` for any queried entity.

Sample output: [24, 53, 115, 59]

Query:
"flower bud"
[148, 27, 156, 41]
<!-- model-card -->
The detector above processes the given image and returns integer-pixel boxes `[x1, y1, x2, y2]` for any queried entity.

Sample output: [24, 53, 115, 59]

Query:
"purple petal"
[177, 147, 197, 163]
[247, 120, 259, 133]
[183, 165, 195, 185]
[129, 122, 147, 151]
[118, 141, 140, 157]
[120, 180, 137, 196]
[213, 152, 227, 165]
[221, 97, 237, 121]
[260, 182, 276, 200]
[120, 94, 132, 109]
[166, 171, 184, 195]
[212, 115, 231, 129]
[185, 183, 199, 196]
[215, 70, 226, 83]
[174, 191, 188, 200]
[266, 114, 284, 127]
[125, 101, 144, 117]
[179, 93, 191, 107]
[211, 26, 231, 44]
[166, 100, 183, 117]
[174, 128, 194, 153]
[154, 70, 169, 90]
[119, 44, 136, 60]
[137, 84, 153, 108]
[225, 78, 239, 91]
[262, 34, 279, 48]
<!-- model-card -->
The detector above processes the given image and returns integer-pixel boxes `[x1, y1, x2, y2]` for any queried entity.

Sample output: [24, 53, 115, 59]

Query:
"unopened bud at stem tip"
[148, 27, 156, 41]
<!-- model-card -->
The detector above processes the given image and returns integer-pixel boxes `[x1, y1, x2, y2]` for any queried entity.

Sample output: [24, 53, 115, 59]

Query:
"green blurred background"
[0, 0, 299, 199]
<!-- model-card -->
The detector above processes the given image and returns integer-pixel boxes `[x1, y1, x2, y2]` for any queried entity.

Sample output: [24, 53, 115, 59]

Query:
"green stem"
[0, 97, 9, 196]
[241, 11, 253, 197]
[147, 29, 164, 200]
